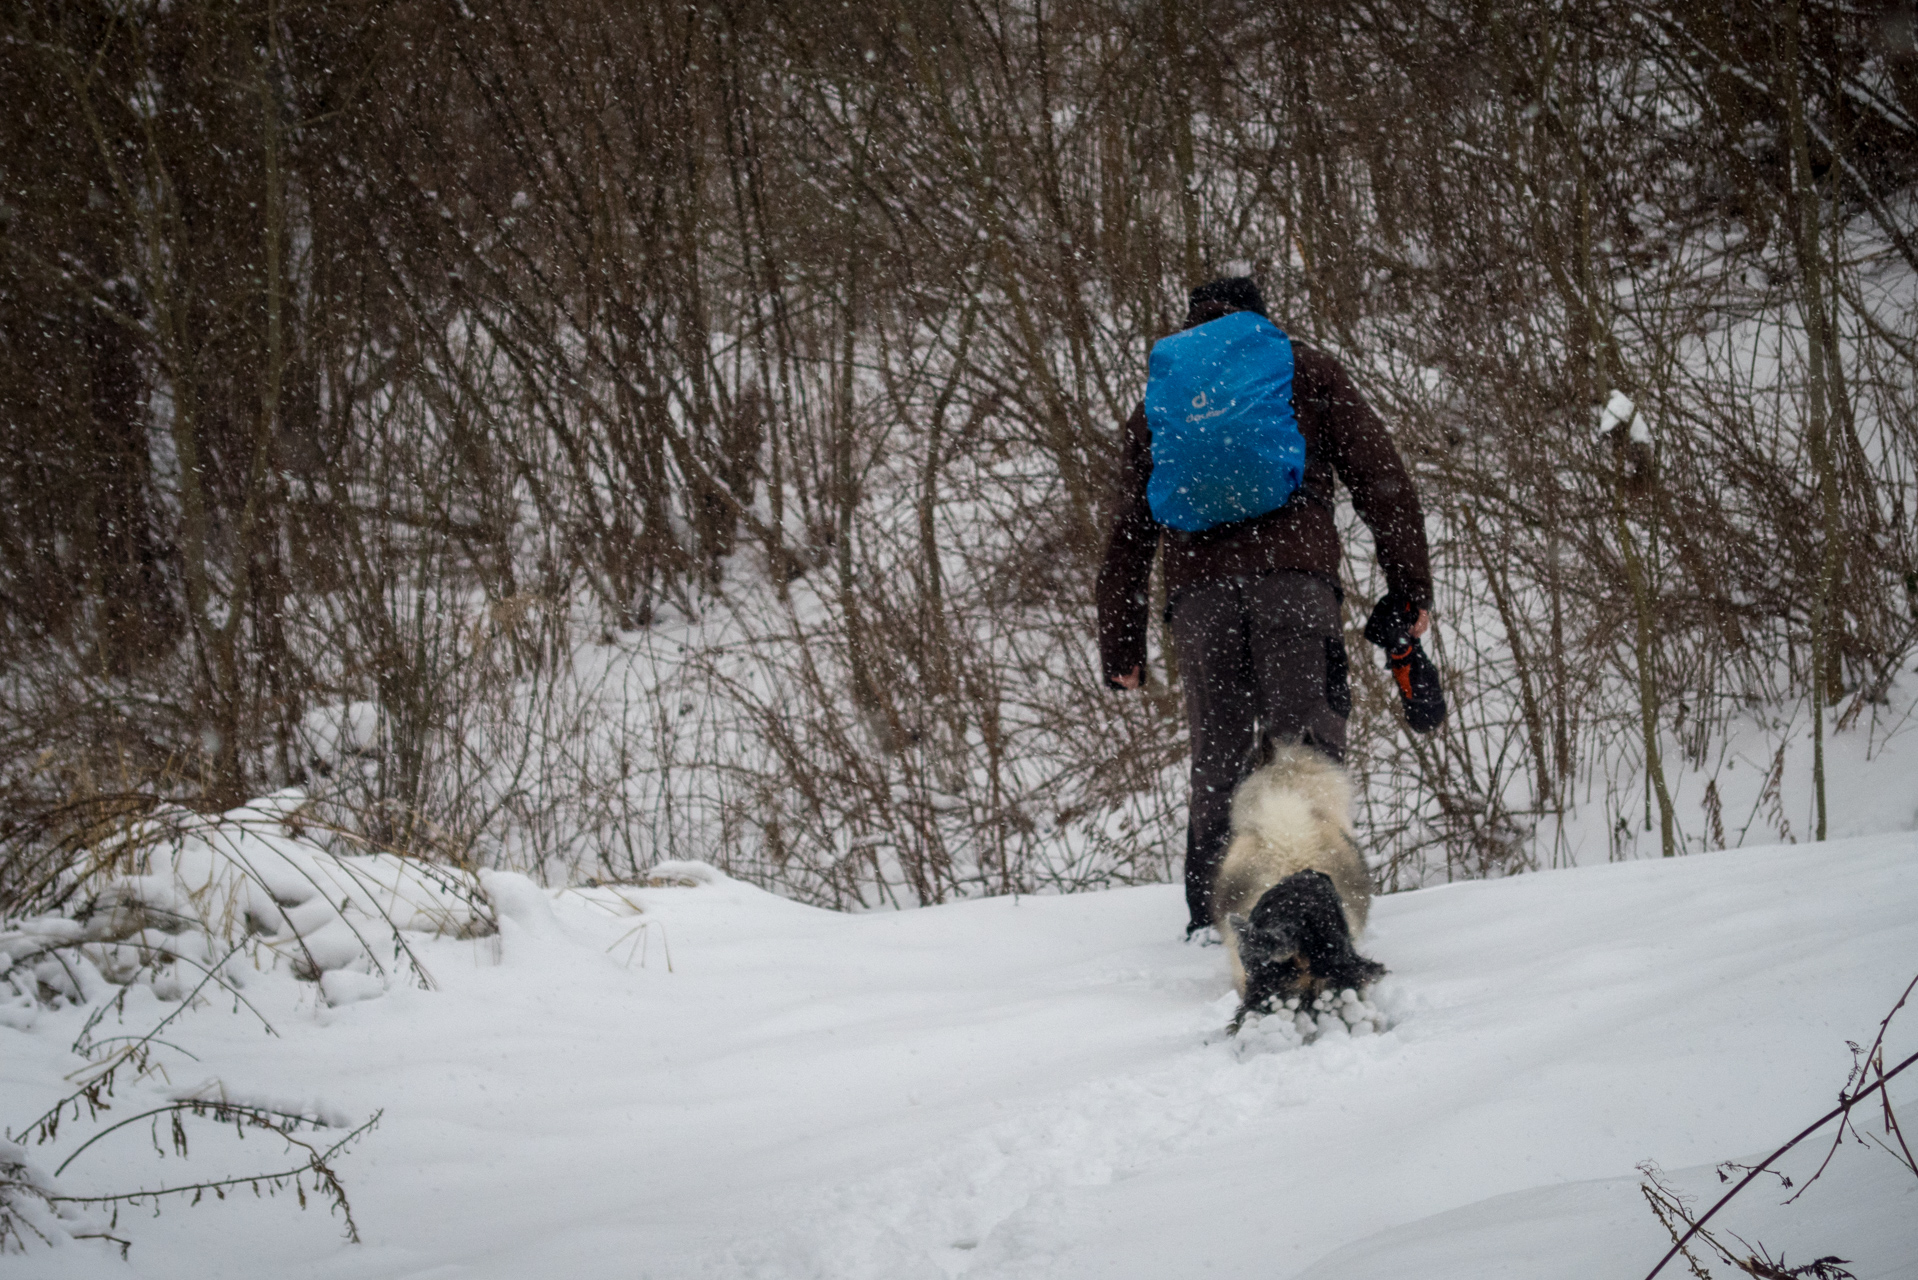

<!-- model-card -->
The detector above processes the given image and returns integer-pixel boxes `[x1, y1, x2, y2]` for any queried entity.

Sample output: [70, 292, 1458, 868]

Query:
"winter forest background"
[4, 0, 1917, 913]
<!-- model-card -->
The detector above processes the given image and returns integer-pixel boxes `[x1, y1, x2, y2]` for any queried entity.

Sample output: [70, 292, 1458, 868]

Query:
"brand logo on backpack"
[1186, 396, 1232, 424]
[1142, 311, 1305, 532]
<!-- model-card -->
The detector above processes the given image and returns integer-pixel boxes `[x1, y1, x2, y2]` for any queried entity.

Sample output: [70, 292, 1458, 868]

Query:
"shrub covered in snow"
[0, 790, 491, 1256]
[3, 789, 492, 1000]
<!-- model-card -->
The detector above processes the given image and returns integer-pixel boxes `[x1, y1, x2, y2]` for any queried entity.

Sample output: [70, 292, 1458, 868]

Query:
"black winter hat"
[1185, 276, 1268, 327]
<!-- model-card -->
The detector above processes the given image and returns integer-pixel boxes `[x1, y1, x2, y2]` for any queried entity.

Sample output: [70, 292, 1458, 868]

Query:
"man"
[1097, 276, 1432, 937]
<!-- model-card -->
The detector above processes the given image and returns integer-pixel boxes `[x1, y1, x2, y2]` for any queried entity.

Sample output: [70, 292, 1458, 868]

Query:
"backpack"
[1142, 310, 1305, 532]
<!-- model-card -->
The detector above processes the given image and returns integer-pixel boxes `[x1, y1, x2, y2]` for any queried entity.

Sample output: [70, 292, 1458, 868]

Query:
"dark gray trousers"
[1168, 571, 1348, 930]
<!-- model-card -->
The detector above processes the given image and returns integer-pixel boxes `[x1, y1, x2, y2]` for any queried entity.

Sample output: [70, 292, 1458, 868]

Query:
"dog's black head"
[1227, 870, 1387, 1028]
[1226, 909, 1310, 1014]
[1227, 908, 1297, 966]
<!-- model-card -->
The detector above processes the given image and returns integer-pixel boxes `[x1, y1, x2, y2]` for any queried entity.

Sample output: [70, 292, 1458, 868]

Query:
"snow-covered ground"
[7, 830, 1916, 1278]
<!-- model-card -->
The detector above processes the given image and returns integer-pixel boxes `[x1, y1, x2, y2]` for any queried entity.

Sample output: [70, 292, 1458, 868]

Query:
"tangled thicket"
[3, 0, 1916, 906]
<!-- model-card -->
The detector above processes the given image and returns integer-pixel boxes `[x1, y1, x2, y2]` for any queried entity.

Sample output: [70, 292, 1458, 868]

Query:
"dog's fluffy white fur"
[1212, 744, 1373, 997]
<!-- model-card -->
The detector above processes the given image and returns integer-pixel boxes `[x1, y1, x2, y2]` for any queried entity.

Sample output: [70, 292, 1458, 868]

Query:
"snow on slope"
[7, 837, 1916, 1279]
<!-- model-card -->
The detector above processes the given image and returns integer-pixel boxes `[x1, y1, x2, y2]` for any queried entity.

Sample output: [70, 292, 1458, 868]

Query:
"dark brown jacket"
[1096, 338, 1431, 687]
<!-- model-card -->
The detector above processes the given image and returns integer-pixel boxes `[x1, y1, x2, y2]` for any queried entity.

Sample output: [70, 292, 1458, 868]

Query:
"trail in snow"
[6, 837, 1916, 1279]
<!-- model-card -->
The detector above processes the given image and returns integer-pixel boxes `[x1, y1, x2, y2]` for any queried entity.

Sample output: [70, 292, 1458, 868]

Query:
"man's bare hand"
[1114, 665, 1142, 689]
[1411, 610, 1431, 640]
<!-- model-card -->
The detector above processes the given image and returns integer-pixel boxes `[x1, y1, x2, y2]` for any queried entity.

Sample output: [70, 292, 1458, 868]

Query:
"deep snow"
[7, 835, 1917, 1279]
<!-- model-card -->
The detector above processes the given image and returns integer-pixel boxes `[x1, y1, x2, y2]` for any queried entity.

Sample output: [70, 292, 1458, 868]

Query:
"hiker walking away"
[1096, 276, 1437, 938]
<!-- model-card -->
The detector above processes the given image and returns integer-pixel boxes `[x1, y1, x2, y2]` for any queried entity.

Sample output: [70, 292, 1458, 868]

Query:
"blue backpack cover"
[1142, 310, 1305, 532]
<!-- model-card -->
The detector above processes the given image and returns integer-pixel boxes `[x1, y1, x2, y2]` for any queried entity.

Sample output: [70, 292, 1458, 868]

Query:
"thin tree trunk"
[1574, 116, 1677, 858]
[1779, 0, 1841, 841]
[1162, 0, 1203, 286]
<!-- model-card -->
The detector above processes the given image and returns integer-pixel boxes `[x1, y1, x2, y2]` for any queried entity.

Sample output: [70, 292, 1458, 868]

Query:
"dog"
[1213, 741, 1386, 1033]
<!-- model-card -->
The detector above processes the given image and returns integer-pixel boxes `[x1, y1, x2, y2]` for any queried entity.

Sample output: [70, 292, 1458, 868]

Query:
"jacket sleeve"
[1095, 403, 1160, 686]
[1315, 353, 1434, 612]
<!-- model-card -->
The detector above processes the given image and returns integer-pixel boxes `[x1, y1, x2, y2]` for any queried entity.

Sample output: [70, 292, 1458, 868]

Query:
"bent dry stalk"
[1641, 973, 1918, 1280]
